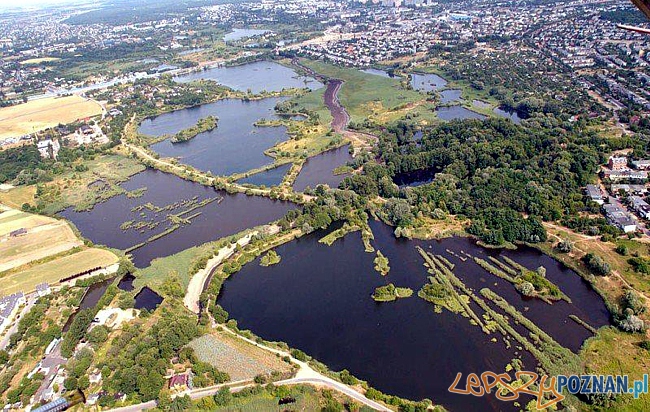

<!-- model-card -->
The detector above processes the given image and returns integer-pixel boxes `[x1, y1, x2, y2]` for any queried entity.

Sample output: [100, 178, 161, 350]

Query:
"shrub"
[583, 253, 611, 276]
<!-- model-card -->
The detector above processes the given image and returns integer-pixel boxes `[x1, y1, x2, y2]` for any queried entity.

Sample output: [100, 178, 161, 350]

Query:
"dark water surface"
[237, 163, 292, 187]
[134, 287, 164, 311]
[393, 168, 436, 187]
[61, 169, 294, 267]
[440, 89, 462, 104]
[493, 107, 524, 124]
[174, 61, 322, 93]
[293, 145, 353, 192]
[141, 97, 290, 176]
[223, 28, 270, 42]
[63, 278, 114, 332]
[218, 220, 610, 411]
[436, 106, 487, 121]
[411, 72, 447, 92]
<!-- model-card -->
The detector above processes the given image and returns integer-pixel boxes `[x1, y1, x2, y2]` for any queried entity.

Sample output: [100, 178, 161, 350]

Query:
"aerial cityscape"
[1, 0, 650, 411]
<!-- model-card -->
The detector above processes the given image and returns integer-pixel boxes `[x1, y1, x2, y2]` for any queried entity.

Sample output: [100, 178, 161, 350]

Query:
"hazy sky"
[0, 0, 98, 9]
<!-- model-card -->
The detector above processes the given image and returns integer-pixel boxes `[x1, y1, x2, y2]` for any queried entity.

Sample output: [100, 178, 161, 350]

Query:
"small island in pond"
[171, 115, 218, 143]
[372, 283, 413, 302]
[260, 250, 281, 266]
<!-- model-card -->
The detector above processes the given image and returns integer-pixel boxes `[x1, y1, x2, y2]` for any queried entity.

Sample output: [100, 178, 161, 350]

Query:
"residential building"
[608, 156, 628, 171]
[610, 184, 648, 196]
[36, 282, 51, 297]
[603, 170, 648, 181]
[629, 196, 650, 220]
[169, 371, 193, 391]
[0, 292, 26, 333]
[603, 204, 637, 233]
[585, 184, 605, 205]
[632, 159, 650, 170]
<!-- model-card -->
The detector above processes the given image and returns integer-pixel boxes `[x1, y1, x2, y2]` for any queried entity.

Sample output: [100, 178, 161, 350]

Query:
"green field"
[0, 154, 146, 214]
[1, 248, 118, 295]
[300, 59, 423, 124]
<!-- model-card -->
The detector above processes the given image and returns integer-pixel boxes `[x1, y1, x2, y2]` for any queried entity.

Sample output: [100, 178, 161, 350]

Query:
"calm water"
[472, 99, 491, 109]
[292, 145, 353, 192]
[360, 68, 393, 78]
[224, 28, 270, 42]
[393, 168, 436, 187]
[411, 72, 447, 92]
[60, 169, 294, 267]
[134, 287, 163, 311]
[141, 97, 290, 176]
[218, 220, 610, 411]
[118, 274, 135, 291]
[174, 61, 322, 93]
[237, 163, 292, 187]
[440, 89, 462, 104]
[493, 106, 524, 124]
[436, 106, 487, 121]
[63, 278, 114, 332]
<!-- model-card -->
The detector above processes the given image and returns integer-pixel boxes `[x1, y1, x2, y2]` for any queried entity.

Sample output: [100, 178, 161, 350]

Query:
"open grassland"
[21, 57, 61, 65]
[300, 59, 423, 124]
[581, 327, 650, 411]
[0, 154, 145, 214]
[188, 332, 292, 381]
[135, 242, 216, 293]
[0, 206, 82, 272]
[543, 223, 650, 299]
[0, 247, 118, 295]
[0, 95, 103, 141]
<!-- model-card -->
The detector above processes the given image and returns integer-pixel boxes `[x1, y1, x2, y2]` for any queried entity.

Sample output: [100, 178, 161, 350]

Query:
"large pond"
[436, 106, 487, 121]
[393, 168, 436, 187]
[141, 97, 290, 176]
[218, 220, 610, 411]
[174, 61, 322, 93]
[292, 145, 353, 192]
[360, 68, 394, 78]
[439, 89, 462, 105]
[237, 163, 292, 187]
[224, 28, 270, 42]
[61, 169, 294, 267]
[410, 72, 447, 92]
[493, 106, 524, 124]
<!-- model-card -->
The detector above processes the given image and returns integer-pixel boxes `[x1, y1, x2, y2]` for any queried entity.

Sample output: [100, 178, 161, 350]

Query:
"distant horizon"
[0, 0, 99, 11]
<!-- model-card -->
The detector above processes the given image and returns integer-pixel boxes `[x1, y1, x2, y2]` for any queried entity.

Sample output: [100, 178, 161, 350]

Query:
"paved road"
[106, 327, 392, 412]
[0, 294, 36, 351]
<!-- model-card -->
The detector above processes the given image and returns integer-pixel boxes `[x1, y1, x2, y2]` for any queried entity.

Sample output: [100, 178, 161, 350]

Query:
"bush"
[617, 314, 645, 333]
[582, 253, 611, 276]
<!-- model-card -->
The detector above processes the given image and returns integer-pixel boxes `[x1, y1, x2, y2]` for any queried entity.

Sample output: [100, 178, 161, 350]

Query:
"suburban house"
[0, 292, 26, 333]
[608, 155, 628, 170]
[603, 204, 637, 233]
[168, 371, 194, 392]
[610, 184, 648, 196]
[603, 169, 649, 181]
[36, 282, 51, 297]
[631, 159, 650, 170]
[585, 184, 605, 205]
[629, 196, 650, 220]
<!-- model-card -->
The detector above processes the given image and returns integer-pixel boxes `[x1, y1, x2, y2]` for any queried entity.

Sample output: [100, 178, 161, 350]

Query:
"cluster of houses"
[585, 156, 650, 233]
[602, 155, 649, 181]
[0, 292, 26, 335]
[1, 284, 50, 335]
